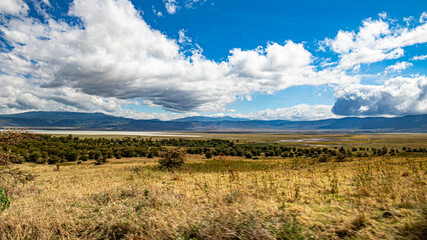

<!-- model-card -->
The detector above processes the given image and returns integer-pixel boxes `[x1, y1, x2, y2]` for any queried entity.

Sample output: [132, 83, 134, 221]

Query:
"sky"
[0, 0, 426, 121]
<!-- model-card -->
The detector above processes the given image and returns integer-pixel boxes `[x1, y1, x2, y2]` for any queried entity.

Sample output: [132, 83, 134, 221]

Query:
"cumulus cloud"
[117, 104, 338, 121]
[0, 0, 28, 15]
[420, 12, 427, 23]
[184, 0, 206, 9]
[412, 55, 427, 61]
[403, 16, 414, 26]
[163, 0, 207, 14]
[164, 0, 178, 14]
[178, 29, 191, 44]
[378, 12, 387, 19]
[233, 104, 338, 121]
[332, 76, 427, 116]
[0, 74, 132, 115]
[228, 42, 356, 95]
[113, 109, 201, 121]
[321, 14, 427, 69]
[0, 0, 355, 115]
[1, 1, 425, 120]
[385, 61, 413, 73]
[152, 7, 163, 17]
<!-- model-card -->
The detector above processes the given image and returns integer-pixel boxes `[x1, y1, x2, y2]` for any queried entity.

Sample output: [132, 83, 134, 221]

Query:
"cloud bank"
[234, 104, 338, 121]
[321, 15, 427, 70]
[385, 61, 413, 73]
[0, 0, 354, 115]
[0, 0, 28, 15]
[0, 0, 426, 120]
[332, 76, 427, 116]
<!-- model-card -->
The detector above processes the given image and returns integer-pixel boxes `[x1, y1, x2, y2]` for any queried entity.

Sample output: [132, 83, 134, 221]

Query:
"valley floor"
[1, 153, 426, 239]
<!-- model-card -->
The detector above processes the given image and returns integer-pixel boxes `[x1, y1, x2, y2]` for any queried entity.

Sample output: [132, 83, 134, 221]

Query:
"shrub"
[336, 152, 346, 162]
[158, 148, 186, 170]
[0, 188, 10, 211]
[319, 154, 329, 162]
[28, 151, 42, 163]
[65, 152, 78, 162]
[205, 151, 213, 159]
[79, 154, 89, 161]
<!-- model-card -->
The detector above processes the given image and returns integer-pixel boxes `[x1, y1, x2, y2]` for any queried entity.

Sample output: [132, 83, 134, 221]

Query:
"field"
[1, 133, 426, 239]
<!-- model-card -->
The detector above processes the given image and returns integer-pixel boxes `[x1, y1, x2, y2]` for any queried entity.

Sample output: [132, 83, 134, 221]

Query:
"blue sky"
[0, 0, 426, 120]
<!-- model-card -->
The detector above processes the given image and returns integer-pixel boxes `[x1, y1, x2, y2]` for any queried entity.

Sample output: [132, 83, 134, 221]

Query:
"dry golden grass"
[1, 154, 426, 239]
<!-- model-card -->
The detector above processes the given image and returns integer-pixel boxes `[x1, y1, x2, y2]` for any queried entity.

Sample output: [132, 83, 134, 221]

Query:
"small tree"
[205, 151, 213, 159]
[158, 148, 186, 170]
[336, 152, 346, 162]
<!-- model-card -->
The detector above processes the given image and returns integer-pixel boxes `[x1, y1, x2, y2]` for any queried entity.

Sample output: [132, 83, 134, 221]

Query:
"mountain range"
[0, 111, 426, 132]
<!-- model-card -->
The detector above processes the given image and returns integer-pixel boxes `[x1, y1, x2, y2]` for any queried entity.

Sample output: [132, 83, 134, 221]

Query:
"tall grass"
[0, 154, 426, 239]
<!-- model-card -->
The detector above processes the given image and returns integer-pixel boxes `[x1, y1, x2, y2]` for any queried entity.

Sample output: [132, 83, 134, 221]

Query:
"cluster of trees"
[7, 135, 236, 164]
[2, 134, 426, 164]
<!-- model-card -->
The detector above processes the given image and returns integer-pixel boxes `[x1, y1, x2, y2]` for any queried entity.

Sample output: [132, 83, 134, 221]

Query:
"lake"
[27, 130, 201, 137]
[276, 138, 351, 143]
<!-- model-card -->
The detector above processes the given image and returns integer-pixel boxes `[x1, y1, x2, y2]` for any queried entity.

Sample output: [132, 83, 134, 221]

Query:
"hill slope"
[0, 111, 426, 132]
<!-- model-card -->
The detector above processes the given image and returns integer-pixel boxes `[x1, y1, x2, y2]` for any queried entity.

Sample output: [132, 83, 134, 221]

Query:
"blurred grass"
[0, 133, 426, 239]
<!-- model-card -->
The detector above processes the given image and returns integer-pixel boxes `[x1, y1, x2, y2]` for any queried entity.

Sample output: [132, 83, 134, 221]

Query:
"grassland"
[1, 133, 426, 239]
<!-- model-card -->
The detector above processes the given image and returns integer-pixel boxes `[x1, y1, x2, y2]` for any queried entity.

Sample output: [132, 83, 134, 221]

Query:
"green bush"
[205, 151, 213, 159]
[244, 152, 253, 159]
[0, 188, 10, 211]
[158, 149, 186, 170]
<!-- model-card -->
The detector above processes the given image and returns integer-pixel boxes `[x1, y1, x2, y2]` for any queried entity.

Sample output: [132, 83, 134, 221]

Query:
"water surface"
[28, 130, 201, 137]
[277, 138, 351, 143]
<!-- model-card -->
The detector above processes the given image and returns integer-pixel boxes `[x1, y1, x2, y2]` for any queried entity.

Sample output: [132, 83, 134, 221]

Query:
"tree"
[28, 151, 43, 163]
[205, 151, 213, 159]
[158, 148, 186, 170]
[64, 152, 78, 162]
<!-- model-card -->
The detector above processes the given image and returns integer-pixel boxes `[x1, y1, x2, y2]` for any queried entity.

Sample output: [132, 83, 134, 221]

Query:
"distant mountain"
[1, 111, 426, 132]
[0, 111, 133, 129]
[174, 116, 250, 122]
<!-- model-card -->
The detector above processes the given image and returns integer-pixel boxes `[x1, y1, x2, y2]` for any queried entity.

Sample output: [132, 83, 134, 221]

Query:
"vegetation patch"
[0, 132, 426, 239]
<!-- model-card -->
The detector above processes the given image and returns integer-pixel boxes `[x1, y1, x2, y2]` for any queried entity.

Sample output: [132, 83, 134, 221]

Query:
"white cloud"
[412, 55, 427, 61]
[232, 104, 338, 121]
[163, 0, 207, 14]
[125, 104, 338, 121]
[420, 12, 427, 23]
[2, 2, 424, 120]
[0, 73, 132, 114]
[0, 0, 355, 115]
[403, 16, 414, 26]
[322, 14, 427, 69]
[164, 0, 178, 14]
[113, 109, 201, 121]
[0, 0, 28, 15]
[332, 76, 427, 116]
[385, 61, 413, 73]
[378, 12, 387, 19]
[152, 7, 163, 17]
[184, 0, 207, 8]
[228, 42, 356, 95]
[178, 29, 191, 44]
[330, 30, 356, 54]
